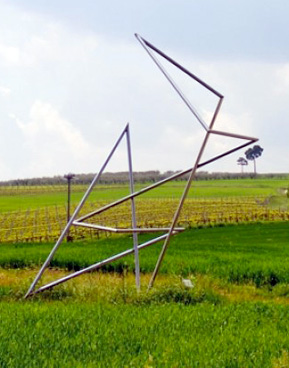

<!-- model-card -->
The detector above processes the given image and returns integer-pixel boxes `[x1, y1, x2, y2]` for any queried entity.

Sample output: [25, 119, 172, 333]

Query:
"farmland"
[1, 177, 289, 212]
[1, 177, 289, 243]
[1, 177, 289, 367]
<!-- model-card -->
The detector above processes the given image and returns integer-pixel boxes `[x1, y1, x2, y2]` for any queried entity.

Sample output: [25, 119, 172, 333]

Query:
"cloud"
[20, 23, 99, 67]
[0, 43, 20, 65]
[0, 3, 100, 68]
[0, 158, 12, 179]
[1, 1, 289, 180]
[17, 100, 92, 155]
[0, 86, 11, 96]
[12, 101, 97, 177]
[275, 64, 289, 94]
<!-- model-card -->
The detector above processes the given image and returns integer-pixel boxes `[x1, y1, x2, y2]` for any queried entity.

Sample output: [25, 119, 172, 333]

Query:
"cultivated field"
[1, 178, 289, 242]
[1, 177, 289, 367]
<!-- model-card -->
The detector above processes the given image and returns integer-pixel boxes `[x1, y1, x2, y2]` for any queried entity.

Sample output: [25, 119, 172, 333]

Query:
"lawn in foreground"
[1, 222, 289, 367]
[1, 271, 289, 368]
[1, 300, 289, 368]
[1, 268, 289, 368]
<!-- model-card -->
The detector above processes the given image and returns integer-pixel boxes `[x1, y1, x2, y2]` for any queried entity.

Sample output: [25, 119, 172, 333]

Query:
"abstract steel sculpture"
[25, 34, 258, 298]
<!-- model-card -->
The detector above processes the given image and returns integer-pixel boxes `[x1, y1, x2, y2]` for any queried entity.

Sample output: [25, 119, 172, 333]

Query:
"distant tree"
[237, 157, 248, 173]
[245, 145, 264, 175]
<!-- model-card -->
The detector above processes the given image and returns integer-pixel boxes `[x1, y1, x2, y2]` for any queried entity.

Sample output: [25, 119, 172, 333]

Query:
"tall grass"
[1, 301, 289, 367]
[1, 221, 289, 367]
[1, 222, 289, 287]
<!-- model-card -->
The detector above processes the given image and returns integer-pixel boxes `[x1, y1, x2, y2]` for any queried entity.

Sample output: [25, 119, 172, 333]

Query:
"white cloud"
[275, 64, 289, 95]
[0, 3, 100, 68]
[18, 101, 92, 155]
[11, 101, 97, 177]
[0, 43, 20, 65]
[0, 158, 12, 179]
[19, 23, 99, 67]
[0, 86, 11, 96]
[0, 1, 288, 179]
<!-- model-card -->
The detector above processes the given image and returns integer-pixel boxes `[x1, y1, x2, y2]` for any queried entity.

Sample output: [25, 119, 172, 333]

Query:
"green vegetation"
[2, 300, 289, 367]
[1, 222, 289, 287]
[1, 177, 289, 244]
[1, 179, 289, 366]
[0, 222, 289, 366]
[1, 177, 289, 212]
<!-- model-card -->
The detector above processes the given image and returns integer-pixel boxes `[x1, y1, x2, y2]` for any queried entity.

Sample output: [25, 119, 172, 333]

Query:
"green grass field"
[1, 177, 289, 212]
[2, 177, 288, 243]
[1, 222, 289, 287]
[1, 179, 289, 366]
[0, 222, 289, 366]
[2, 301, 289, 367]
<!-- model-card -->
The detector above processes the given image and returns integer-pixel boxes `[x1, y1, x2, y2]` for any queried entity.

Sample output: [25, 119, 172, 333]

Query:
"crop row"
[0, 196, 288, 243]
[0, 184, 125, 196]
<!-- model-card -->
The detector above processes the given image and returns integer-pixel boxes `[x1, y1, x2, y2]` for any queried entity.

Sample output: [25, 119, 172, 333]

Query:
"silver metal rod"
[135, 33, 209, 131]
[209, 129, 258, 141]
[73, 221, 184, 233]
[25, 124, 130, 298]
[29, 231, 179, 296]
[73, 222, 118, 232]
[25, 33, 260, 299]
[76, 135, 257, 224]
[126, 124, 140, 290]
[25, 127, 255, 298]
[135, 34, 223, 99]
[200, 139, 258, 166]
[148, 134, 211, 290]
[75, 168, 194, 222]
[148, 98, 224, 290]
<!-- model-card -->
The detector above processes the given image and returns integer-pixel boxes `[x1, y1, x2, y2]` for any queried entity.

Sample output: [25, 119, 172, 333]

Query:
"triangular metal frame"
[25, 122, 185, 297]
[25, 124, 142, 296]
[134, 34, 258, 289]
[25, 34, 258, 298]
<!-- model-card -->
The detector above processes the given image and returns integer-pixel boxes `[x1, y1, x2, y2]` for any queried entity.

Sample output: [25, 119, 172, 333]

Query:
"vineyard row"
[0, 197, 288, 243]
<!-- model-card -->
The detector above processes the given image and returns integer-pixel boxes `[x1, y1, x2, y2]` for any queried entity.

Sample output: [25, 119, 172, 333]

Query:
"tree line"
[1, 169, 288, 187]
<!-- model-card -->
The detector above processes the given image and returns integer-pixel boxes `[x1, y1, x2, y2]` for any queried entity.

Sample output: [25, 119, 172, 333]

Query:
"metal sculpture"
[25, 34, 258, 298]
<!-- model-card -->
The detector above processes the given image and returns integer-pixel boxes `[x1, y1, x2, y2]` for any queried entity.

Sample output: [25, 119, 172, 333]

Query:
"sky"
[0, 0, 289, 180]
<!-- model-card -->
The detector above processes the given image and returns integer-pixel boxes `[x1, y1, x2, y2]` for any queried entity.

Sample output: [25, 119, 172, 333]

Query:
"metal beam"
[73, 221, 185, 233]
[25, 124, 130, 298]
[28, 231, 180, 296]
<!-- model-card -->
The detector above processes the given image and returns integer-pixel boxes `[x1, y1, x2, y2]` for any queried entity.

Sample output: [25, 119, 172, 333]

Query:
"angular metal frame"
[134, 34, 258, 289]
[25, 34, 258, 298]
